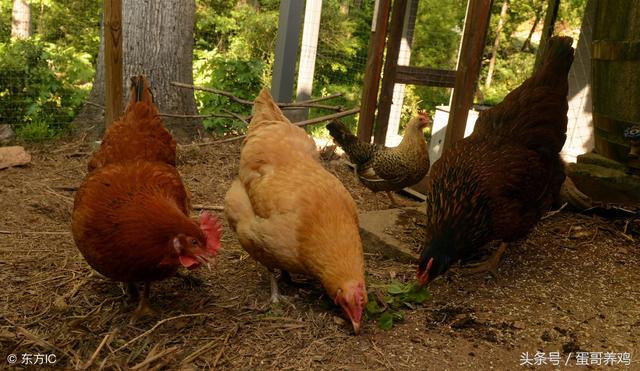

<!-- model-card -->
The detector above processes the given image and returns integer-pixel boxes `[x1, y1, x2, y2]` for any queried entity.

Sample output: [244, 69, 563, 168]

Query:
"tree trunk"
[340, 1, 349, 15]
[521, 1, 544, 52]
[484, 0, 509, 89]
[11, 0, 30, 39]
[73, 0, 199, 142]
[239, 0, 260, 9]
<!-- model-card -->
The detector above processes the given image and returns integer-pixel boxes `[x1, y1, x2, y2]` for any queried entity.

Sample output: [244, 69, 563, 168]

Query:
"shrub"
[193, 49, 268, 134]
[0, 39, 92, 140]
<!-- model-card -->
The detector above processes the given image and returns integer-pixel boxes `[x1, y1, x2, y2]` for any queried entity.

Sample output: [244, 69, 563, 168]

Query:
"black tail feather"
[326, 120, 358, 147]
[535, 36, 574, 87]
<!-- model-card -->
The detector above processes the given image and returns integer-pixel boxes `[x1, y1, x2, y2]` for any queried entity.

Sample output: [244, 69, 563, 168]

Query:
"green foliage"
[0, 39, 92, 140]
[365, 281, 430, 331]
[306, 1, 374, 135]
[480, 50, 536, 105]
[193, 1, 278, 134]
[15, 120, 58, 141]
[34, 0, 101, 63]
[410, 0, 467, 113]
[559, 0, 587, 30]
[0, 0, 97, 140]
[479, 0, 585, 105]
[193, 49, 267, 133]
[0, 1, 11, 42]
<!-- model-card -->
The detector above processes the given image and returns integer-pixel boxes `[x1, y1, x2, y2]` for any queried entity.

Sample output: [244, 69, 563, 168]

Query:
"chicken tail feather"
[534, 36, 574, 88]
[125, 75, 155, 113]
[473, 36, 574, 156]
[326, 120, 357, 148]
[250, 88, 289, 128]
[327, 120, 377, 165]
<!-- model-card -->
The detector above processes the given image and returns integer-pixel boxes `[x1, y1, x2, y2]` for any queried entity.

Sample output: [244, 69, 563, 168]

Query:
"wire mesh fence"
[563, 0, 595, 162]
[0, 0, 98, 141]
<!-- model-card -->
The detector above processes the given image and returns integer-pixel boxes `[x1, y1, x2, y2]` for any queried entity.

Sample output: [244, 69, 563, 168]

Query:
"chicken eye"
[190, 238, 198, 246]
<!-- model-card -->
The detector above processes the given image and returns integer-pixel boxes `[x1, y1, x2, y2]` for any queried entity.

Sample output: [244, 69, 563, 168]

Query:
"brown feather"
[418, 37, 575, 281]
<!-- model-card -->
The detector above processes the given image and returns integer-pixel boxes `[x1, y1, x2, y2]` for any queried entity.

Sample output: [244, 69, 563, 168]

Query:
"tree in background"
[0, 0, 95, 140]
[0, 0, 588, 140]
[478, 0, 585, 104]
[407, 0, 467, 114]
[485, 0, 509, 89]
[10, 0, 29, 39]
[74, 0, 199, 141]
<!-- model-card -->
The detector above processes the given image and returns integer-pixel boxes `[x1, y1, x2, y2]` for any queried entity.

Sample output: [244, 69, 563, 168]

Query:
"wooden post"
[293, 0, 323, 122]
[357, 0, 392, 142]
[373, 0, 408, 145]
[104, 0, 123, 128]
[443, 0, 493, 151]
[271, 0, 304, 112]
[386, 0, 420, 145]
[534, 0, 561, 71]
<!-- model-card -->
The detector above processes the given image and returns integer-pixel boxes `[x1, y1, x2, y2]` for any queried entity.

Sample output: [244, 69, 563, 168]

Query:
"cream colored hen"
[224, 88, 367, 334]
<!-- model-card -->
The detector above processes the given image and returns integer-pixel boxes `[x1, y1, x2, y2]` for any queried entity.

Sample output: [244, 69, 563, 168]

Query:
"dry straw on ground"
[1, 137, 638, 369]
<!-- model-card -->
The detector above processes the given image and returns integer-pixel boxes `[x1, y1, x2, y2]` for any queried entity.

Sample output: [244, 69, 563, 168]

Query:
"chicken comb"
[199, 211, 223, 255]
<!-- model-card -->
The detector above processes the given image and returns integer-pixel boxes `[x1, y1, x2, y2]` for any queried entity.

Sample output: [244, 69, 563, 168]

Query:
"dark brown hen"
[417, 36, 574, 285]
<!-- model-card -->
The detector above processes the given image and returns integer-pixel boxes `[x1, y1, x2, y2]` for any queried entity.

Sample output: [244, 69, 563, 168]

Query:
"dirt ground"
[1, 137, 639, 370]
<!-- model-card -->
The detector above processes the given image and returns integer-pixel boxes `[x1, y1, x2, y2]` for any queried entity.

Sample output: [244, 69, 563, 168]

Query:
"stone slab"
[0, 146, 31, 170]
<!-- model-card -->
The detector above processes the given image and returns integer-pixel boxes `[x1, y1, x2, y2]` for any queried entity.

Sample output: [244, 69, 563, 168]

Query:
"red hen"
[72, 76, 222, 319]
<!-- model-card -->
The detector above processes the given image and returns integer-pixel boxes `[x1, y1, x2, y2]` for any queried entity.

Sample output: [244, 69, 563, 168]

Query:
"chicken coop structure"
[266, 0, 600, 193]
[355, 0, 598, 161]
[99, 0, 635, 202]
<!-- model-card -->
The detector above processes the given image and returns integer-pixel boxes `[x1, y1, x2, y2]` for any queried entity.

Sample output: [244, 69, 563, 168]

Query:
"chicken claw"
[385, 191, 421, 208]
[129, 282, 157, 324]
[269, 272, 295, 309]
[464, 242, 508, 278]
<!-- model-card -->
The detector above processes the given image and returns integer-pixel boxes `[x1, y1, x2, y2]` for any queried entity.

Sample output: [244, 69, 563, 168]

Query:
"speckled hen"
[326, 112, 431, 206]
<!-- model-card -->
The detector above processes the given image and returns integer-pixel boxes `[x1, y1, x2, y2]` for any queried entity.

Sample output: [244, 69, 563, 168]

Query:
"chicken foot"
[464, 242, 508, 278]
[268, 271, 296, 309]
[129, 282, 156, 323]
[269, 272, 286, 304]
[385, 191, 421, 208]
[126, 282, 139, 302]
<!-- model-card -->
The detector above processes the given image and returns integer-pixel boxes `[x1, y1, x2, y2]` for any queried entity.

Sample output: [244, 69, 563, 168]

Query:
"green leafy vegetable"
[365, 281, 430, 331]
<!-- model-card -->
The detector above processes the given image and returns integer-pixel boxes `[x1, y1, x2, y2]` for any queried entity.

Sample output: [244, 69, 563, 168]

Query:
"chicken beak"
[417, 269, 429, 287]
[417, 257, 434, 287]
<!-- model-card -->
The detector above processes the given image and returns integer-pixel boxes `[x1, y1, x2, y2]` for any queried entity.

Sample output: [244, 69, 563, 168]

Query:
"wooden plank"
[592, 40, 640, 61]
[292, 0, 323, 122]
[395, 66, 456, 87]
[386, 0, 420, 142]
[357, 0, 392, 142]
[373, 0, 409, 145]
[443, 0, 493, 151]
[534, 0, 560, 70]
[104, 0, 123, 128]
